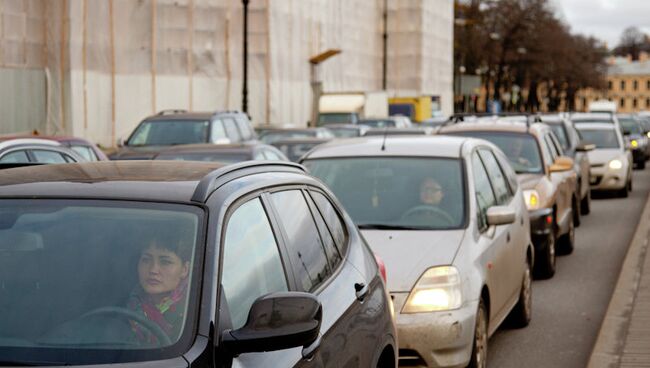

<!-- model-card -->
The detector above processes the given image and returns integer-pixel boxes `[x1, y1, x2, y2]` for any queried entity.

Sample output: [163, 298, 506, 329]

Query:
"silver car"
[301, 136, 534, 368]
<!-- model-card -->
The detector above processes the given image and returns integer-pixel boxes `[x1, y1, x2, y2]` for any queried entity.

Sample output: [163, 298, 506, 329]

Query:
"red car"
[0, 135, 108, 161]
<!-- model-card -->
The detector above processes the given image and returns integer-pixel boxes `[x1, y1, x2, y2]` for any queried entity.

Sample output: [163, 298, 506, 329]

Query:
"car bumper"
[392, 293, 478, 368]
[632, 148, 645, 163]
[589, 166, 627, 190]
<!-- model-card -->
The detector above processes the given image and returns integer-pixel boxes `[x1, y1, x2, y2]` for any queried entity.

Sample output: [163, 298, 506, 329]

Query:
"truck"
[388, 96, 433, 122]
[317, 91, 389, 126]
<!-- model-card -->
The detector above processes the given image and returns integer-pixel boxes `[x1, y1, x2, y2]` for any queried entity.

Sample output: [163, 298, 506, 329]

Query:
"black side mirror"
[576, 142, 595, 152]
[221, 292, 322, 355]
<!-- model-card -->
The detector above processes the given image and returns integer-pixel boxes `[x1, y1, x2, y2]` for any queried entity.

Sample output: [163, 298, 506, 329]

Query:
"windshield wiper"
[357, 223, 423, 230]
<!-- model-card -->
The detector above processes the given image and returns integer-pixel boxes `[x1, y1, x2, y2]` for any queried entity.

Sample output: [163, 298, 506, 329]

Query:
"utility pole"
[241, 0, 249, 114]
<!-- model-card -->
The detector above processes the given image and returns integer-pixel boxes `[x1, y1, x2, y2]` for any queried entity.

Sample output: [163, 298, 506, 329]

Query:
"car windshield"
[318, 113, 355, 125]
[128, 120, 210, 146]
[156, 151, 250, 163]
[260, 131, 316, 144]
[0, 200, 202, 365]
[619, 118, 642, 135]
[360, 119, 396, 128]
[549, 124, 570, 150]
[448, 132, 543, 174]
[575, 128, 620, 149]
[304, 157, 465, 230]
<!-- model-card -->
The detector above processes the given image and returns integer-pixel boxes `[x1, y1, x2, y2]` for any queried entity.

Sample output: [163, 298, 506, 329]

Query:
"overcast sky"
[552, 0, 650, 48]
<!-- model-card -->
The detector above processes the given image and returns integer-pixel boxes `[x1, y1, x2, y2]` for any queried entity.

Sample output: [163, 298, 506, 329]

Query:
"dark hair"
[143, 225, 193, 262]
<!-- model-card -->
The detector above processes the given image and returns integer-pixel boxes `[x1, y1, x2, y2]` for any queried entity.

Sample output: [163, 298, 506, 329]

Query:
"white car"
[301, 136, 534, 368]
[574, 123, 633, 197]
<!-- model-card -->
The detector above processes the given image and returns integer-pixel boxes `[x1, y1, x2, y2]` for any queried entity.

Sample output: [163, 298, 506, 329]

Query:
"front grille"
[590, 175, 603, 186]
[399, 349, 427, 367]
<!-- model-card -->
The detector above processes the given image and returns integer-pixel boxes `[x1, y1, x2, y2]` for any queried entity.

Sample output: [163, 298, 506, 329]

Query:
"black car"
[153, 142, 288, 163]
[0, 161, 397, 367]
[110, 110, 257, 160]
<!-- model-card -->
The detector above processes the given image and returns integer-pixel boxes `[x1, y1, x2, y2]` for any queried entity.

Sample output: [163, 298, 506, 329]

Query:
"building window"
[608, 81, 613, 90]
[582, 97, 587, 109]
[647, 98, 650, 107]
[633, 98, 638, 108]
[621, 80, 626, 90]
[620, 98, 626, 108]
[647, 80, 650, 90]
[634, 80, 639, 91]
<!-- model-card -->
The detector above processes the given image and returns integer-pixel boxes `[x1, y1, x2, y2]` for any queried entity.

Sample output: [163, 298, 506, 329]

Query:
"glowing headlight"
[646, 132, 650, 139]
[609, 159, 623, 170]
[631, 140, 639, 148]
[402, 266, 462, 313]
[523, 190, 540, 210]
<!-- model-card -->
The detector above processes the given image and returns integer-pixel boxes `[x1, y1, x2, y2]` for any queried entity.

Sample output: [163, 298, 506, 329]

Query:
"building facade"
[0, 0, 454, 146]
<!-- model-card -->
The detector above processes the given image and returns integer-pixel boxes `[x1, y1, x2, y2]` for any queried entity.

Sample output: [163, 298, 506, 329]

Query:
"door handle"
[355, 282, 369, 301]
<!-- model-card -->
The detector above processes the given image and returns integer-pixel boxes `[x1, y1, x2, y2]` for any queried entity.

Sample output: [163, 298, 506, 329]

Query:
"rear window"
[575, 128, 620, 149]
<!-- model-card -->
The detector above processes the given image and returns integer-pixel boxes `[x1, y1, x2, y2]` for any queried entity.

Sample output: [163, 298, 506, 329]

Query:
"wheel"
[580, 189, 591, 215]
[508, 260, 532, 328]
[558, 213, 575, 255]
[468, 299, 488, 368]
[534, 234, 556, 279]
[573, 196, 581, 227]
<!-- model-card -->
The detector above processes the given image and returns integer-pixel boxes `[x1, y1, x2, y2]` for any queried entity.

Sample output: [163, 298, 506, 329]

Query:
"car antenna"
[380, 127, 388, 151]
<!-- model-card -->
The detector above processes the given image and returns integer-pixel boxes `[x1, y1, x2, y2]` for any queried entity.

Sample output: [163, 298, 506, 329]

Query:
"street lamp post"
[241, 0, 249, 114]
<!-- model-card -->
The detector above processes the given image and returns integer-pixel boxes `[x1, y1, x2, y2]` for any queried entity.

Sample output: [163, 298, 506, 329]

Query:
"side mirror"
[116, 138, 124, 147]
[221, 292, 322, 356]
[576, 142, 595, 152]
[549, 156, 574, 172]
[486, 206, 516, 226]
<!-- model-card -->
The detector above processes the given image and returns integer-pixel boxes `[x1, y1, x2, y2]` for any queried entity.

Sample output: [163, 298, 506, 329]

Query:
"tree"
[614, 26, 649, 60]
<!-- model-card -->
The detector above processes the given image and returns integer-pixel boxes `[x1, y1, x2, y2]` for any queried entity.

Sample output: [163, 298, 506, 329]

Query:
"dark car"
[0, 161, 397, 367]
[540, 114, 594, 218]
[271, 137, 333, 162]
[153, 142, 288, 163]
[258, 127, 334, 145]
[0, 135, 108, 161]
[110, 110, 257, 160]
[617, 114, 648, 169]
[0, 138, 85, 164]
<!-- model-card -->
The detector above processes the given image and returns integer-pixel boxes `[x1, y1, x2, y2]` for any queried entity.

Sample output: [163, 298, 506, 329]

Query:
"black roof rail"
[191, 161, 307, 203]
[157, 109, 188, 116]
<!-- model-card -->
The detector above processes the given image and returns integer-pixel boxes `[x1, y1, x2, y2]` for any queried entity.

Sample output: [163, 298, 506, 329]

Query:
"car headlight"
[646, 132, 650, 139]
[631, 139, 639, 148]
[609, 159, 623, 170]
[523, 189, 540, 210]
[402, 266, 462, 313]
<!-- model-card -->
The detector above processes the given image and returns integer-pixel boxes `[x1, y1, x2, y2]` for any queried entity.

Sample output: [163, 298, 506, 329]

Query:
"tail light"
[374, 254, 387, 283]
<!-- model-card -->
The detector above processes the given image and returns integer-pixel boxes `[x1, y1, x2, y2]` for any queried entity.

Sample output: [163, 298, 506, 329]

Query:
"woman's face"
[138, 244, 189, 297]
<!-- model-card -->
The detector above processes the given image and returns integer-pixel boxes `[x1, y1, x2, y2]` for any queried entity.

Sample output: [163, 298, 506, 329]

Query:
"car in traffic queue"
[359, 116, 413, 129]
[0, 135, 108, 161]
[0, 161, 397, 367]
[153, 142, 288, 163]
[539, 114, 595, 219]
[363, 127, 435, 137]
[573, 122, 633, 197]
[270, 137, 333, 162]
[617, 114, 649, 169]
[301, 136, 534, 368]
[438, 119, 578, 279]
[110, 110, 257, 160]
[258, 127, 335, 145]
[321, 123, 370, 138]
[0, 138, 85, 164]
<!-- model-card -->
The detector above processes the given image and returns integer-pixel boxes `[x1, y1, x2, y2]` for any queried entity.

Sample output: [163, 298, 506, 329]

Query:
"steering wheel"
[44, 306, 172, 346]
[401, 205, 455, 226]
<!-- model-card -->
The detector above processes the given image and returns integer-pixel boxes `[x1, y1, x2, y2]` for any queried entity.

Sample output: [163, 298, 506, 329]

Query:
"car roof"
[142, 110, 246, 122]
[156, 143, 261, 154]
[437, 119, 548, 137]
[573, 123, 618, 130]
[301, 135, 470, 159]
[0, 138, 61, 150]
[0, 161, 224, 202]
[570, 113, 614, 121]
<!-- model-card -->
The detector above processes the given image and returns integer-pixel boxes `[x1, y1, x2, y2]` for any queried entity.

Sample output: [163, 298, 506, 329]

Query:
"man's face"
[138, 244, 189, 297]
[420, 178, 444, 205]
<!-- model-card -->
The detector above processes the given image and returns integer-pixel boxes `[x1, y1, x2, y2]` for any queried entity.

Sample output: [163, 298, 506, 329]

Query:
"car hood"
[109, 146, 167, 160]
[361, 229, 465, 292]
[516, 173, 544, 190]
[587, 149, 622, 165]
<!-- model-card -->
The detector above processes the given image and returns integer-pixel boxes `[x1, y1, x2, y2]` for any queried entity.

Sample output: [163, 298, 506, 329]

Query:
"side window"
[549, 133, 565, 156]
[70, 145, 97, 161]
[478, 149, 511, 204]
[304, 192, 342, 270]
[539, 137, 554, 166]
[270, 190, 331, 292]
[223, 118, 242, 143]
[235, 117, 254, 141]
[310, 191, 348, 255]
[0, 150, 30, 163]
[31, 150, 67, 163]
[210, 120, 228, 143]
[493, 148, 519, 192]
[471, 152, 496, 231]
[253, 150, 266, 160]
[221, 198, 288, 330]
[544, 135, 559, 160]
[263, 149, 280, 160]
[63, 154, 77, 163]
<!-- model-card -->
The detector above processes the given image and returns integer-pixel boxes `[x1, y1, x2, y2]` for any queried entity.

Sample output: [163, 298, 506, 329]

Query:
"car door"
[470, 151, 511, 325]
[267, 188, 377, 367]
[477, 148, 523, 305]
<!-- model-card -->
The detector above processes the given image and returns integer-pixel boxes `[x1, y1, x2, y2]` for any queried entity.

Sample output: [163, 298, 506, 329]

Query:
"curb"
[587, 194, 650, 368]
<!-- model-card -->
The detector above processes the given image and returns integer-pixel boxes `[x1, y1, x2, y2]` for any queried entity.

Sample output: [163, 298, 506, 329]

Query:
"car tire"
[508, 260, 532, 328]
[580, 189, 591, 215]
[534, 234, 556, 279]
[639, 160, 646, 170]
[558, 213, 575, 255]
[468, 299, 488, 368]
[573, 196, 581, 227]
[619, 180, 631, 198]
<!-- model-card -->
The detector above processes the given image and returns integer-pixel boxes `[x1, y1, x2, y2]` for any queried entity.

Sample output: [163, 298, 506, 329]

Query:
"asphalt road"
[488, 167, 650, 367]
